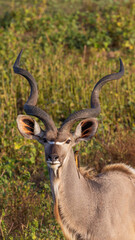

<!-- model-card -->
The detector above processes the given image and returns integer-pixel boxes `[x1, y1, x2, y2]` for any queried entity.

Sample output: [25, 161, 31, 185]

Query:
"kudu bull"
[13, 51, 135, 240]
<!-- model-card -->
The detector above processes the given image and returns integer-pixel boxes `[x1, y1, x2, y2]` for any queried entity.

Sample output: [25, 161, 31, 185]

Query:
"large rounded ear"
[73, 118, 98, 143]
[16, 115, 44, 140]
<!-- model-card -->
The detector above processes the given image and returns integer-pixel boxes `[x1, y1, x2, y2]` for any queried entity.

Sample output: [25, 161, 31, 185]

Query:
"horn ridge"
[24, 104, 56, 131]
[13, 50, 38, 105]
[60, 59, 124, 132]
[91, 58, 124, 109]
[13, 50, 57, 132]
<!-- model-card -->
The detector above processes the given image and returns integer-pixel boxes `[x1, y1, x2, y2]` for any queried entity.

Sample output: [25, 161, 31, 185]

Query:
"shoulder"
[102, 163, 135, 177]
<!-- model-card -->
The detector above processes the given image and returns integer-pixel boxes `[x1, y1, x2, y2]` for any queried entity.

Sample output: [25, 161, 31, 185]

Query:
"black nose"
[48, 154, 59, 162]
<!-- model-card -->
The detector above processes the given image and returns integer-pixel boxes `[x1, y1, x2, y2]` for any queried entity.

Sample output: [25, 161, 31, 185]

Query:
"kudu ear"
[16, 115, 44, 140]
[74, 118, 98, 143]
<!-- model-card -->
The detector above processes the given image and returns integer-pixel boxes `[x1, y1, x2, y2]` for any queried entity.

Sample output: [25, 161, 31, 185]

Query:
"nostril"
[48, 155, 52, 160]
[54, 155, 59, 160]
[48, 154, 59, 162]
[52, 154, 59, 162]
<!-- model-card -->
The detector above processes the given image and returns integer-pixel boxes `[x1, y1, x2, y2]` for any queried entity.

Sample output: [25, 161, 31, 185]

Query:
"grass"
[0, 0, 135, 239]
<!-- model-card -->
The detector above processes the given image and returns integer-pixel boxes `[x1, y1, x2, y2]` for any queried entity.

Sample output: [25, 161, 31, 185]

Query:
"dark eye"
[43, 138, 47, 143]
[65, 139, 71, 144]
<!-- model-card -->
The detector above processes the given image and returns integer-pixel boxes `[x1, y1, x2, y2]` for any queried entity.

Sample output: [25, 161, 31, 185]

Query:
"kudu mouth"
[47, 158, 62, 177]
[47, 159, 61, 167]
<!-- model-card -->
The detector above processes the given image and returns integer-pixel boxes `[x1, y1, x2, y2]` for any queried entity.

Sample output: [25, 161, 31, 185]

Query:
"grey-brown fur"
[13, 52, 135, 239]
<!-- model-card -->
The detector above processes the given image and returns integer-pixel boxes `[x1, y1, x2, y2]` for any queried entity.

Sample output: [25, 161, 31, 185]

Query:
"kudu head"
[14, 51, 124, 177]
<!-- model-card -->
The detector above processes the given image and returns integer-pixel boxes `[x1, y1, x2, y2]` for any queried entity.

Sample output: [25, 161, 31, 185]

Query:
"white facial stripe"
[56, 141, 65, 145]
[48, 141, 55, 145]
[62, 151, 70, 166]
[47, 140, 65, 145]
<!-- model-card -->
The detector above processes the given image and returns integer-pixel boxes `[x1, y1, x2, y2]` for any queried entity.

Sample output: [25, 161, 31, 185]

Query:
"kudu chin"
[14, 51, 135, 240]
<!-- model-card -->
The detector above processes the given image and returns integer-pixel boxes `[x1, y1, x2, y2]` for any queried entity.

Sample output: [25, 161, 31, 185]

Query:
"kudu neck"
[53, 148, 97, 235]
[61, 148, 85, 185]
[60, 148, 91, 197]
[49, 148, 94, 200]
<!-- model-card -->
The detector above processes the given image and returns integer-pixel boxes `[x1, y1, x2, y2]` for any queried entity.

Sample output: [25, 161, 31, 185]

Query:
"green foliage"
[0, 0, 135, 239]
[0, 0, 135, 53]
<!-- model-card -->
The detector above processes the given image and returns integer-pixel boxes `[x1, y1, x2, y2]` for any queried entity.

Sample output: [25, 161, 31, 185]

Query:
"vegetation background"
[0, 0, 135, 239]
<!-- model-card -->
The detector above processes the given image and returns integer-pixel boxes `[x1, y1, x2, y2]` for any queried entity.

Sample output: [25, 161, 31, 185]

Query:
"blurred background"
[0, 0, 135, 239]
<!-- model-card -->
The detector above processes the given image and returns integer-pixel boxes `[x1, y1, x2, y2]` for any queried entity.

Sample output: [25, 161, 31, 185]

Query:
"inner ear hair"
[80, 118, 98, 138]
[17, 115, 35, 136]
[81, 120, 94, 138]
[21, 118, 34, 135]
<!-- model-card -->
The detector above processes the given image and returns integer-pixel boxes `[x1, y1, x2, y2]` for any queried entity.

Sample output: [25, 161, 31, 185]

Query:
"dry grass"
[90, 131, 135, 173]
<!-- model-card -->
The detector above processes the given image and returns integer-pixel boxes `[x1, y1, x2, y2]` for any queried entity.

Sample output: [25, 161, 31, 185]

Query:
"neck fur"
[49, 149, 95, 239]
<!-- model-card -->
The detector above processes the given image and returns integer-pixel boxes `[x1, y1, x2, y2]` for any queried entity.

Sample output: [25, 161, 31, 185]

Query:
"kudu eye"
[65, 139, 71, 144]
[43, 138, 47, 143]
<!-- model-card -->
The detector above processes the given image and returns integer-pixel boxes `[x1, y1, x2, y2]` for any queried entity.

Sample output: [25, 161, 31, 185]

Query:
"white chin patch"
[47, 160, 61, 177]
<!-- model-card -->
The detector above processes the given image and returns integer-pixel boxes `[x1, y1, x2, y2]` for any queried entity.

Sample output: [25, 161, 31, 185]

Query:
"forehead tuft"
[57, 131, 72, 142]
[46, 130, 57, 140]
[45, 129, 72, 142]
